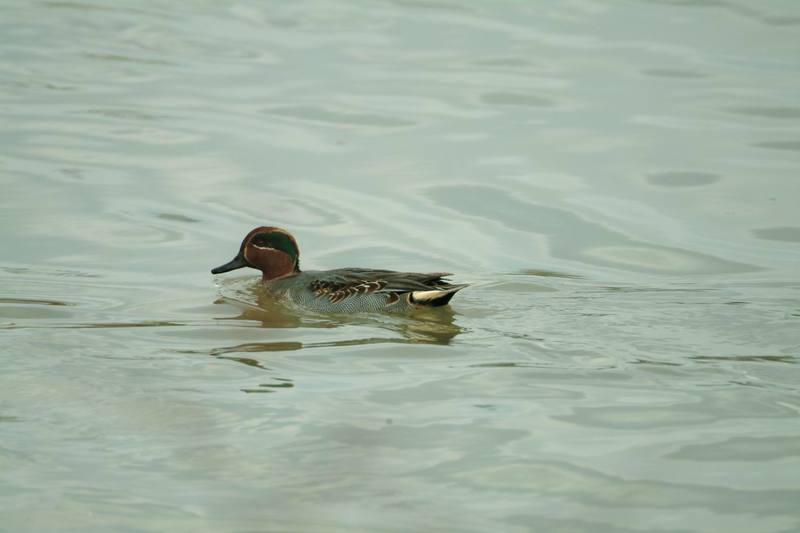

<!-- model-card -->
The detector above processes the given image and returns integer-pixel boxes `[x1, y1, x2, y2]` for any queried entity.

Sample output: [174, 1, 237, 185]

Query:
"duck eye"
[252, 235, 272, 248]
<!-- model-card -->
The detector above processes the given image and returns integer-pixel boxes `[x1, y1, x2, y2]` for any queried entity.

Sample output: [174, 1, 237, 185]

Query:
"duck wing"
[308, 269, 459, 304]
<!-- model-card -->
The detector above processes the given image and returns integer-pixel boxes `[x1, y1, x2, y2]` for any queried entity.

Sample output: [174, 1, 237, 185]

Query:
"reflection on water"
[212, 340, 305, 355]
[428, 185, 759, 275]
[645, 171, 721, 188]
[752, 226, 800, 243]
[214, 276, 465, 349]
[2, 0, 800, 531]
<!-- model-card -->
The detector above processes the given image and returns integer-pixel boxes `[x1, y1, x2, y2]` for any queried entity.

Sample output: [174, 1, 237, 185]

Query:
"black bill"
[211, 254, 247, 274]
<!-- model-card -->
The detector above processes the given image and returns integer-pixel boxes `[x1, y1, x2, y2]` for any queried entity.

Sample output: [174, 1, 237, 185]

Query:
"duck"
[211, 226, 467, 313]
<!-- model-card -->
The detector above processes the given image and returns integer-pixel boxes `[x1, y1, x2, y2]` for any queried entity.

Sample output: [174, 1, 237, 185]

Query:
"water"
[2, 1, 800, 531]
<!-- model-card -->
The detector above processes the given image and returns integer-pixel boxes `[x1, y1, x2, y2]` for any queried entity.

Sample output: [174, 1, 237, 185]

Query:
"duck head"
[211, 226, 300, 281]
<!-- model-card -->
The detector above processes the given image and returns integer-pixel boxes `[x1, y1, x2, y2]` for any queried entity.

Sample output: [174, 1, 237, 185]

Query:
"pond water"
[2, 1, 800, 531]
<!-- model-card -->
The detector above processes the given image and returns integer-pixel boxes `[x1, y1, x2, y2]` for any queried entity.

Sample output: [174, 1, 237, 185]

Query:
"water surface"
[2, 1, 800, 531]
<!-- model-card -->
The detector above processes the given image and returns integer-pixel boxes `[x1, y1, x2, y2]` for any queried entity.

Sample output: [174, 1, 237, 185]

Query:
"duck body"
[211, 227, 467, 314]
[267, 268, 464, 313]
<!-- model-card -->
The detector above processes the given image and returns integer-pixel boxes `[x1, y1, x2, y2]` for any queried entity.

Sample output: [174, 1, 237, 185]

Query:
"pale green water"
[2, 1, 800, 532]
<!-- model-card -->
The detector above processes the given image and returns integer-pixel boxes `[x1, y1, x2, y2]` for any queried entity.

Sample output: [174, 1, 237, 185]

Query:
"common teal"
[211, 226, 467, 313]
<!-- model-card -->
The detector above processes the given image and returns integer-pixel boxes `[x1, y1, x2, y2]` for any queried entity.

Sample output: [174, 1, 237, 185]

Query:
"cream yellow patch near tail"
[410, 285, 467, 307]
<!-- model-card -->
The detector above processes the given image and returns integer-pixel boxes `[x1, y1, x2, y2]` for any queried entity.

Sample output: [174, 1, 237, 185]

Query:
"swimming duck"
[211, 226, 467, 313]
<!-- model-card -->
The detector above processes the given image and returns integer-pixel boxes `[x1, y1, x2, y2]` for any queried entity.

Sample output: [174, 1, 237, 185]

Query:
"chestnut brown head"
[211, 226, 300, 281]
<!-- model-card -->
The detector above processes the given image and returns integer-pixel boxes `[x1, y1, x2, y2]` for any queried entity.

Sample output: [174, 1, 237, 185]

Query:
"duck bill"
[211, 254, 247, 274]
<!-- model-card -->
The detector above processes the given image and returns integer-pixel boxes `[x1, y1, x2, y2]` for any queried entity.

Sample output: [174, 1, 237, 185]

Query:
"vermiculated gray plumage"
[266, 269, 467, 313]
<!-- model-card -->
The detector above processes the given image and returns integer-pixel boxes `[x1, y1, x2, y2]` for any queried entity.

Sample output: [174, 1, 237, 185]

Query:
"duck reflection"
[209, 281, 463, 387]
[213, 296, 463, 348]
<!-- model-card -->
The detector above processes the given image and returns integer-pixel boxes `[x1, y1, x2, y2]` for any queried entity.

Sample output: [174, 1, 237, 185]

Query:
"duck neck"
[244, 245, 299, 282]
[262, 269, 299, 282]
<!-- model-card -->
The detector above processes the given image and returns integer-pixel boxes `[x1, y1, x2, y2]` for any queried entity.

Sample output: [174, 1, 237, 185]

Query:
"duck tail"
[410, 284, 468, 307]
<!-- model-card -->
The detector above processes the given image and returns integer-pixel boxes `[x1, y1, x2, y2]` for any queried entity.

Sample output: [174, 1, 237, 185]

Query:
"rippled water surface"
[2, 1, 800, 531]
